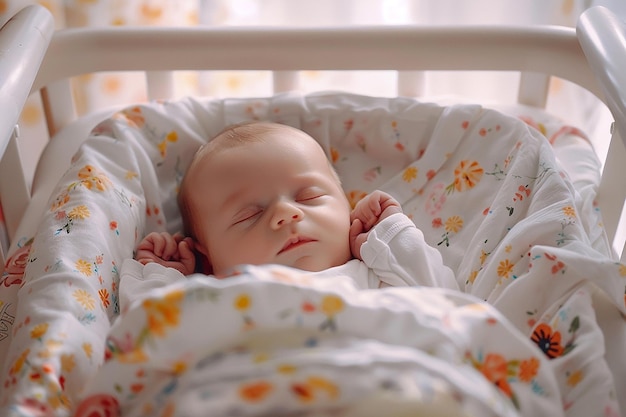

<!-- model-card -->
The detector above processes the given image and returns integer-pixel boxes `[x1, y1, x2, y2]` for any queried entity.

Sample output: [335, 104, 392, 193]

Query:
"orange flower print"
[518, 357, 539, 382]
[562, 205, 576, 218]
[99, 288, 111, 308]
[449, 160, 484, 193]
[142, 290, 184, 338]
[475, 353, 513, 399]
[239, 380, 273, 402]
[531, 323, 564, 359]
[330, 147, 340, 163]
[50, 191, 70, 211]
[116, 106, 145, 128]
[77, 165, 112, 191]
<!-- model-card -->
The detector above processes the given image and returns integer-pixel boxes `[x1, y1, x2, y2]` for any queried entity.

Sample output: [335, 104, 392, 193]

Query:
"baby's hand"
[135, 232, 196, 275]
[349, 190, 403, 260]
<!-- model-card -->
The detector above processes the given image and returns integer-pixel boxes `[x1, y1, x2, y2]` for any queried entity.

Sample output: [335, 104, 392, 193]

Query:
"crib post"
[518, 72, 550, 108]
[0, 126, 30, 249]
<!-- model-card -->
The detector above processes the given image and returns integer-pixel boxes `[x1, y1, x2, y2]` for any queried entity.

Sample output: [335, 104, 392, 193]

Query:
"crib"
[1, 4, 626, 417]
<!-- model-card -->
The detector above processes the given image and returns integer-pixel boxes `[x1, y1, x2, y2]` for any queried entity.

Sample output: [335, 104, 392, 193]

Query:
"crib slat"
[146, 71, 175, 101]
[518, 72, 550, 108]
[597, 128, 626, 259]
[41, 79, 77, 137]
[397, 71, 426, 97]
[272, 71, 299, 93]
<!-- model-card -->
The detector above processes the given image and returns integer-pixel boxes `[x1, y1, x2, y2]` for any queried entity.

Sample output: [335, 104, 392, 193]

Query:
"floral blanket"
[75, 263, 560, 417]
[0, 93, 624, 416]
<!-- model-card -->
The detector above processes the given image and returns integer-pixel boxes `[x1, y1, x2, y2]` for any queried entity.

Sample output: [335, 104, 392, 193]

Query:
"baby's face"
[190, 128, 352, 276]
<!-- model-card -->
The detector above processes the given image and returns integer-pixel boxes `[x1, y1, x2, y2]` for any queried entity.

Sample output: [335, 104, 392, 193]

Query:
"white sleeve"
[119, 259, 187, 313]
[360, 213, 459, 290]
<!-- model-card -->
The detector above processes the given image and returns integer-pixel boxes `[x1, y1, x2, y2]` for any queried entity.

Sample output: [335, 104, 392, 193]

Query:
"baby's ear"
[194, 241, 213, 275]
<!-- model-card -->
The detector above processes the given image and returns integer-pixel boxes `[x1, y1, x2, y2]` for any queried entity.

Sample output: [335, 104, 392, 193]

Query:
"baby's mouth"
[279, 236, 315, 254]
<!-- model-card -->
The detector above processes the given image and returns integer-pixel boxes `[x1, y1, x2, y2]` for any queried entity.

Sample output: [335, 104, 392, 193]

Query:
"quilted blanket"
[0, 93, 624, 417]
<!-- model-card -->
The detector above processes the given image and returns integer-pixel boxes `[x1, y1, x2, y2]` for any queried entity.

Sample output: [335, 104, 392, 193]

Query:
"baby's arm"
[135, 232, 196, 275]
[349, 190, 403, 260]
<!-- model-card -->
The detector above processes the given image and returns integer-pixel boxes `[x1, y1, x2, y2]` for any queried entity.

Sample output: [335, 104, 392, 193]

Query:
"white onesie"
[120, 213, 457, 311]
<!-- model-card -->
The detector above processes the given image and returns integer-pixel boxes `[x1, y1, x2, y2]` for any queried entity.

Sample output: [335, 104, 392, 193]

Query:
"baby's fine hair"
[177, 121, 341, 239]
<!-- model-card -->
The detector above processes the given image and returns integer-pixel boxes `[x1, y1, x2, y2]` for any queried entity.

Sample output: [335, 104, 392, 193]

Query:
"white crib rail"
[32, 23, 603, 137]
[0, 5, 54, 271]
[578, 7, 626, 261]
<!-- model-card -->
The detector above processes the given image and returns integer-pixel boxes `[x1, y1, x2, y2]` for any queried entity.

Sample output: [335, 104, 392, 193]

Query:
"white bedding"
[0, 92, 624, 417]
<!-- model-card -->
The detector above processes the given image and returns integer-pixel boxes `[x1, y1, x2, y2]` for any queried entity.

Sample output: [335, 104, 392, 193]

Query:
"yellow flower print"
[480, 250, 489, 265]
[142, 289, 184, 338]
[125, 170, 138, 180]
[467, 270, 478, 284]
[444, 216, 463, 233]
[234, 294, 251, 311]
[83, 343, 93, 359]
[562, 205, 576, 218]
[619, 264, 626, 277]
[451, 160, 484, 193]
[171, 361, 187, 376]
[166, 131, 178, 143]
[68, 205, 90, 220]
[346, 190, 367, 210]
[402, 166, 418, 182]
[73, 289, 96, 310]
[567, 369, 583, 387]
[497, 259, 514, 279]
[61, 354, 76, 373]
[77, 165, 112, 191]
[50, 191, 70, 211]
[307, 376, 339, 399]
[158, 131, 179, 157]
[75, 259, 92, 276]
[9, 349, 30, 375]
[31, 323, 49, 339]
[277, 364, 297, 374]
[320, 295, 344, 316]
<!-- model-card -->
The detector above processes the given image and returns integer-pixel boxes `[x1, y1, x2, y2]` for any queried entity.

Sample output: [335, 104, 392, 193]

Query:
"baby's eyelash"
[233, 209, 262, 225]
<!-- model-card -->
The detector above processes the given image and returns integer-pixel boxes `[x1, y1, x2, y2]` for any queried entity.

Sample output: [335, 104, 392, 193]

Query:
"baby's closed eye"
[232, 206, 263, 225]
[296, 187, 326, 203]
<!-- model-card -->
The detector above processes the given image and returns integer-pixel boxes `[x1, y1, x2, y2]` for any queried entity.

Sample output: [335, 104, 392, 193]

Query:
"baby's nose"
[272, 203, 303, 229]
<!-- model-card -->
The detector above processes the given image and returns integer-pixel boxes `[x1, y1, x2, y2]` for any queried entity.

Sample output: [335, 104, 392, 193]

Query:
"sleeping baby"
[124, 121, 457, 303]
